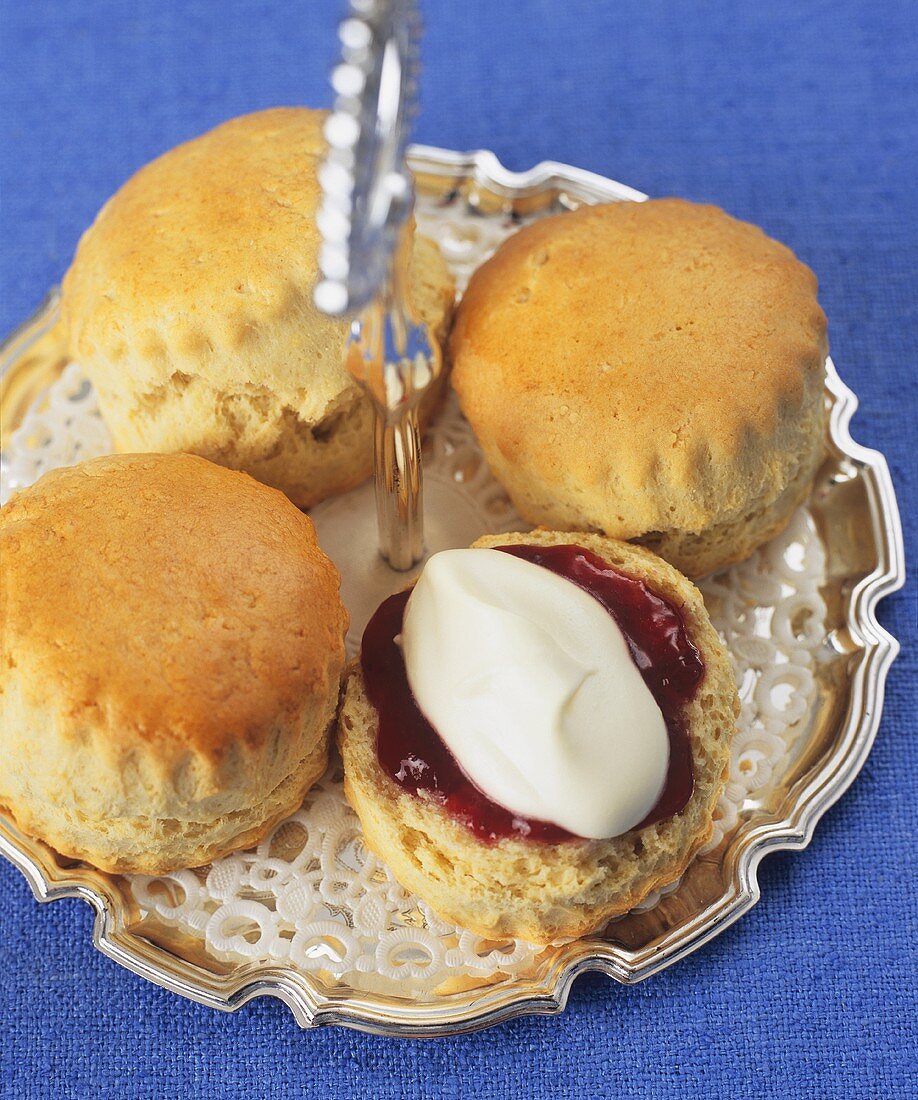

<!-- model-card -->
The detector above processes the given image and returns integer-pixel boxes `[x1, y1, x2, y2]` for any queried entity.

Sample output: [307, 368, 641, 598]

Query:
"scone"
[0, 453, 348, 874]
[451, 199, 828, 576]
[338, 530, 738, 944]
[61, 108, 455, 508]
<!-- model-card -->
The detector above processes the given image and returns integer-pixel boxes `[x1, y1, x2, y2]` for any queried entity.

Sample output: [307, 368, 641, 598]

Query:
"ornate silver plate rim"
[0, 146, 905, 1037]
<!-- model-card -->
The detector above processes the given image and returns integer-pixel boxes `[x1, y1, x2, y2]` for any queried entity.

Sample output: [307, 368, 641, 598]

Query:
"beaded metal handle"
[314, 0, 440, 570]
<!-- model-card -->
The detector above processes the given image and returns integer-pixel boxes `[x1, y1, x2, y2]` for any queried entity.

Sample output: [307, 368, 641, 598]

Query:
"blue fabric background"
[1, 1, 915, 1096]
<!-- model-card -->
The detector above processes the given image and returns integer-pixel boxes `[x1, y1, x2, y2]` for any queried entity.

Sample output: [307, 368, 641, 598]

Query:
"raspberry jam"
[360, 545, 704, 843]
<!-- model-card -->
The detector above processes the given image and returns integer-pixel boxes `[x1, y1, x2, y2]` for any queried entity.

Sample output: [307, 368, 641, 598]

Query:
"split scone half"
[339, 530, 738, 945]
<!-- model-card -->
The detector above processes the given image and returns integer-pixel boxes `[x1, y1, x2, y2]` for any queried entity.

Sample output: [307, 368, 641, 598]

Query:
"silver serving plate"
[0, 148, 905, 1036]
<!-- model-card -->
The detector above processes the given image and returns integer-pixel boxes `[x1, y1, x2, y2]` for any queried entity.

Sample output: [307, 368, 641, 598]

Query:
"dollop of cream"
[401, 549, 669, 839]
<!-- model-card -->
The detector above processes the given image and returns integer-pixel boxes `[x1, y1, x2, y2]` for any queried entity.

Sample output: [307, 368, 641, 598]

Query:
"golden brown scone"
[61, 108, 455, 508]
[0, 453, 348, 874]
[338, 530, 738, 944]
[450, 199, 827, 576]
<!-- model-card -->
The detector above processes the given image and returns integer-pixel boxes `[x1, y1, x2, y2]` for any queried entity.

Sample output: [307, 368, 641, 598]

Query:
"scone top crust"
[0, 453, 348, 763]
[451, 198, 828, 537]
[60, 108, 454, 510]
[62, 109, 348, 423]
[61, 108, 452, 431]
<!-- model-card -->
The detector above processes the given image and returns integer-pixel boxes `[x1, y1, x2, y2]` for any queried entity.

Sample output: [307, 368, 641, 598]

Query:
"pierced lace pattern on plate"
[0, 192, 827, 993]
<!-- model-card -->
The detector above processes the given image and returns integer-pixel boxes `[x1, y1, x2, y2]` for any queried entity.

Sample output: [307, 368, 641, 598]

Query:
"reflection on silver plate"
[0, 148, 905, 1036]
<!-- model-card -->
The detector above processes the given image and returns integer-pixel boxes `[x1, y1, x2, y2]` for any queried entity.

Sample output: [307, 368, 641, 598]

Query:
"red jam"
[360, 545, 704, 843]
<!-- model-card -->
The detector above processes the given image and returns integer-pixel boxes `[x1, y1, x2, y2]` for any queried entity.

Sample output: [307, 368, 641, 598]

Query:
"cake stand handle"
[374, 398, 423, 570]
[346, 234, 440, 569]
[315, 0, 430, 569]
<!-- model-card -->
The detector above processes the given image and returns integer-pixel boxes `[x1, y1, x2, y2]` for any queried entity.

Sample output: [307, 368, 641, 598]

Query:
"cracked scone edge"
[338, 530, 738, 945]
